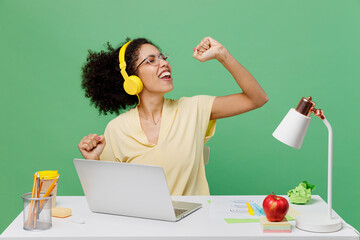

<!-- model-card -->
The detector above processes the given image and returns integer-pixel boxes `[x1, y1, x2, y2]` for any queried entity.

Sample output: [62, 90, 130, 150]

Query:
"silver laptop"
[73, 158, 202, 222]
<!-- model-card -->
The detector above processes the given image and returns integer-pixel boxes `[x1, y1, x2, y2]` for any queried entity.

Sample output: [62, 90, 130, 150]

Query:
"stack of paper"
[259, 216, 291, 233]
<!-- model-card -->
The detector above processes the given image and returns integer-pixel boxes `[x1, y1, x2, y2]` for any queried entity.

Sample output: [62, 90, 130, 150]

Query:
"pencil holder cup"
[22, 192, 53, 231]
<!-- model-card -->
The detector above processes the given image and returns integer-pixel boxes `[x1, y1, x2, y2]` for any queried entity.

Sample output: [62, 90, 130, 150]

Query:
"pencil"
[37, 181, 43, 197]
[43, 176, 58, 198]
[25, 172, 38, 228]
[34, 175, 40, 228]
[39, 176, 59, 210]
[35, 178, 43, 225]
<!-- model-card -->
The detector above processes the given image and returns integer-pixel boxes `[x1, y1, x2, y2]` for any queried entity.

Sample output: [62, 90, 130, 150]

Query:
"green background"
[1, 0, 359, 234]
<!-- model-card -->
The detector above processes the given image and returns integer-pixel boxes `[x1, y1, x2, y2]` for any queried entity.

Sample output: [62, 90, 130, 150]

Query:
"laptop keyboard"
[174, 208, 187, 217]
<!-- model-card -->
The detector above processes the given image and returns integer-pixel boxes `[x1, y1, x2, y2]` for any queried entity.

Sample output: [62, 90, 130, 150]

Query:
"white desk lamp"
[272, 96, 342, 233]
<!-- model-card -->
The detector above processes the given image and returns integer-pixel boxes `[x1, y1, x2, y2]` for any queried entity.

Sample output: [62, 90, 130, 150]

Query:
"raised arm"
[193, 37, 268, 120]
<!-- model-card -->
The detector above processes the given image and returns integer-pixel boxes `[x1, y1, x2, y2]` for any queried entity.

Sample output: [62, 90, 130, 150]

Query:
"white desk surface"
[1, 195, 358, 240]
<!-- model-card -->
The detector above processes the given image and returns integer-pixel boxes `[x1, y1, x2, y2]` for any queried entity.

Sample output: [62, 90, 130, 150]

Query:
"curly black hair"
[81, 38, 158, 115]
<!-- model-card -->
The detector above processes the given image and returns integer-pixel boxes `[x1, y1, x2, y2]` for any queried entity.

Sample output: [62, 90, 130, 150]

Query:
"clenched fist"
[193, 37, 229, 63]
[78, 134, 106, 160]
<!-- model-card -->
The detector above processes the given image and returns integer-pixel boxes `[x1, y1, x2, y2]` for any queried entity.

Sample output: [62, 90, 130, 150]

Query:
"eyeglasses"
[134, 53, 169, 71]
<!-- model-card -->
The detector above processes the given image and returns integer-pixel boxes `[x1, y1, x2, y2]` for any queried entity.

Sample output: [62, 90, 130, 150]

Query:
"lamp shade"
[272, 108, 311, 149]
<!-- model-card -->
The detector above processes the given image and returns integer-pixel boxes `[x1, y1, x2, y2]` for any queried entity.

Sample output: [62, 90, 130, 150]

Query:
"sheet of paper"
[209, 196, 300, 223]
[209, 196, 265, 219]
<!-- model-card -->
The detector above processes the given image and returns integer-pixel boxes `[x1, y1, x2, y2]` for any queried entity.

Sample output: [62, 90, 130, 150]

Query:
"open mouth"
[158, 71, 172, 81]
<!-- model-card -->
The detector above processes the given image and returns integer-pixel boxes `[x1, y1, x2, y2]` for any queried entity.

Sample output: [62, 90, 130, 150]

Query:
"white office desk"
[1, 195, 358, 240]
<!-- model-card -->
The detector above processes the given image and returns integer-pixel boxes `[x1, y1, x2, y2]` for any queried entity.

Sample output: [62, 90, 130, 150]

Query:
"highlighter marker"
[246, 202, 255, 216]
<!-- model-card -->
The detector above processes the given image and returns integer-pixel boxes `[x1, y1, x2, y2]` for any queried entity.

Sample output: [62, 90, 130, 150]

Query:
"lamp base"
[296, 214, 342, 233]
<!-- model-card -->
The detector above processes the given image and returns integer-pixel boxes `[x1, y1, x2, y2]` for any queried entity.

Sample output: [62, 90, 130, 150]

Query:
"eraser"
[52, 207, 72, 218]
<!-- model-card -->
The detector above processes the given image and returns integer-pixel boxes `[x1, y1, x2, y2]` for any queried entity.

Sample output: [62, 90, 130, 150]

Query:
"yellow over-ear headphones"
[118, 41, 143, 97]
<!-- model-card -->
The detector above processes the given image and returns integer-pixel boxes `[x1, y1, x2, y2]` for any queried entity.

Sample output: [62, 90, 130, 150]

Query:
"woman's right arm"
[78, 134, 106, 160]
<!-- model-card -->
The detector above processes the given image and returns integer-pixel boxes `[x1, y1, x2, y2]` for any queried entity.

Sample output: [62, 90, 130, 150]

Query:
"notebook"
[73, 158, 202, 222]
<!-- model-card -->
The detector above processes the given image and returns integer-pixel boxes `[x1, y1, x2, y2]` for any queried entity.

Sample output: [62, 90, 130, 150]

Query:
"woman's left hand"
[193, 37, 229, 62]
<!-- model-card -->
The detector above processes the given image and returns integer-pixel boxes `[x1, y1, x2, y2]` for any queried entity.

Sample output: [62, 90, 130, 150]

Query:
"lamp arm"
[312, 107, 333, 218]
[321, 117, 333, 219]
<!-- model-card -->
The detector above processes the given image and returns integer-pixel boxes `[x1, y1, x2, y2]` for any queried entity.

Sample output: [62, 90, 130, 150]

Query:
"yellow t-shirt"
[100, 95, 216, 196]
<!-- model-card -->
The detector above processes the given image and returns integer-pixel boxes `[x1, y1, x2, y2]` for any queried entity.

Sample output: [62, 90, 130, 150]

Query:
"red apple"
[263, 193, 289, 222]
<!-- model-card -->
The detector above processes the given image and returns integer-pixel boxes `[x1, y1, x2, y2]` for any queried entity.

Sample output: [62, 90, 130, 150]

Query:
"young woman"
[78, 37, 268, 196]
